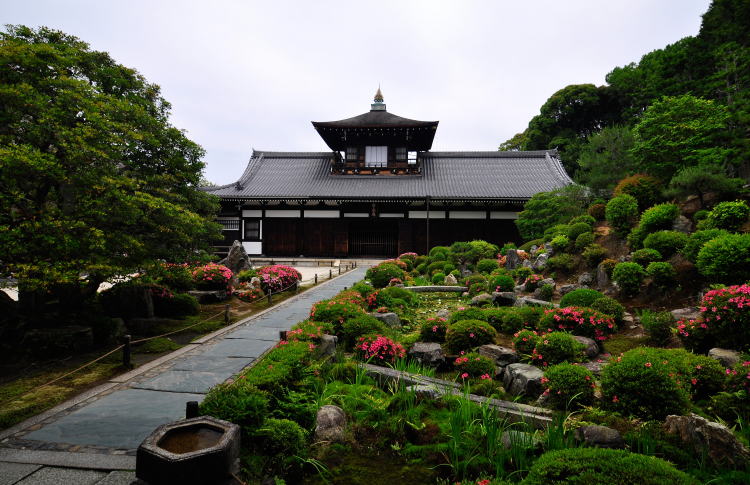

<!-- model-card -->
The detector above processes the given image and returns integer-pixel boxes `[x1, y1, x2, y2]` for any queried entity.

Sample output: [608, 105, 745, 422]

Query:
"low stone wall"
[404, 286, 468, 293]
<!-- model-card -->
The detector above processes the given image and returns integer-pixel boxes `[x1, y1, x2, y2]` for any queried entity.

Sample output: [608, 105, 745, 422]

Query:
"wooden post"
[279, 330, 288, 340]
[315, 274, 318, 284]
[329, 269, 332, 279]
[267, 292, 272, 305]
[224, 304, 230, 324]
[338, 266, 341, 275]
[122, 335, 132, 368]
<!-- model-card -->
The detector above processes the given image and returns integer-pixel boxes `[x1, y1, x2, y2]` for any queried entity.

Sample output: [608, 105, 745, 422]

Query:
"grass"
[134, 337, 182, 353]
[601, 334, 650, 356]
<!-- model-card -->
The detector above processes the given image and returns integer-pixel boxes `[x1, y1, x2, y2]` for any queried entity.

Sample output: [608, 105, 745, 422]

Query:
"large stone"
[539, 278, 555, 287]
[478, 344, 519, 367]
[502, 363, 544, 397]
[492, 291, 517, 306]
[409, 342, 446, 367]
[671, 307, 701, 321]
[370, 312, 400, 328]
[664, 414, 750, 468]
[574, 425, 625, 449]
[578, 272, 594, 286]
[505, 249, 521, 270]
[314, 405, 347, 443]
[444, 274, 458, 286]
[522, 259, 533, 268]
[314, 335, 338, 361]
[572, 336, 599, 358]
[559, 284, 584, 296]
[218, 240, 252, 279]
[595, 263, 611, 289]
[470, 293, 493, 306]
[187, 290, 228, 303]
[514, 297, 556, 308]
[582, 360, 608, 375]
[501, 430, 541, 449]
[407, 384, 441, 400]
[672, 215, 693, 234]
[436, 309, 450, 319]
[707, 348, 741, 367]
[513, 284, 526, 293]
[531, 252, 548, 271]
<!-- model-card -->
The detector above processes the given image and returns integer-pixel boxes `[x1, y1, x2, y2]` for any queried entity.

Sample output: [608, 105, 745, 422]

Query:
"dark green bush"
[515, 186, 588, 240]
[448, 307, 487, 324]
[566, 222, 592, 241]
[309, 299, 365, 329]
[419, 317, 448, 342]
[612, 262, 645, 297]
[254, 418, 306, 474]
[366, 263, 406, 288]
[378, 286, 418, 307]
[696, 233, 750, 283]
[574, 232, 595, 252]
[154, 293, 199, 318]
[431, 272, 445, 285]
[646, 262, 677, 291]
[559, 288, 604, 308]
[543, 362, 595, 409]
[640, 310, 674, 346]
[453, 352, 495, 378]
[606, 194, 639, 236]
[522, 448, 699, 485]
[341, 315, 388, 350]
[463, 274, 488, 291]
[614, 174, 661, 211]
[476, 258, 499, 274]
[699, 200, 750, 231]
[532, 331, 585, 365]
[535, 284, 554, 301]
[200, 383, 268, 435]
[589, 296, 625, 325]
[512, 329, 538, 354]
[237, 268, 259, 283]
[154, 263, 194, 291]
[582, 243, 607, 267]
[442, 262, 456, 274]
[631, 248, 662, 266]
[642, 230, 688, 258]
[639, 203, 680, 232]
[482, 307, 511, 331]
[693, 209, 709, 222]
[544, 224, 572, 242]
[550, 234, 570, 252]
[599, 258, 618, 277]
[350, 281, 375, 298]
[427, 261, 446, 275]
[491, 274, 515, 292]
[547, 254, 575, 273]
[501, 306, 544, 334]
[626, 225, 649, 249]
[518, 238, 544, 252]
[445, 319, 497, 353]
[429, 246, 450, 260]
[681, 228, 729, 263]
[499, 242, 517, 255]
[513, 266, 533, 282]
[570, 214, 596, 227]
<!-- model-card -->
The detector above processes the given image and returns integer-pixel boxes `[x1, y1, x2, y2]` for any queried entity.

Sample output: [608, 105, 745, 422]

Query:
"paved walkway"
[0, 267, 367, 484]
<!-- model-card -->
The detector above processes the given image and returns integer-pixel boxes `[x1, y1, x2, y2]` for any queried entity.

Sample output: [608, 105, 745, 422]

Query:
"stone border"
[405, 286, 468, 293]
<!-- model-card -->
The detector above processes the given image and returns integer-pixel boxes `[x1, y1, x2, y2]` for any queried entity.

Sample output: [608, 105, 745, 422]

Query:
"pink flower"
[461, 372, 469, 379]
[612, 395, 619, 403]
[645, 362, 652, 368]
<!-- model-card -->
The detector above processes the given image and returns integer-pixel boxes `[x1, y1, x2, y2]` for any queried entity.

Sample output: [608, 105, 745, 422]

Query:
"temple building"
[204, 90, 573, 257]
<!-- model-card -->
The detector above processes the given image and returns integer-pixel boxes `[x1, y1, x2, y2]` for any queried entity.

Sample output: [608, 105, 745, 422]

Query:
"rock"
[501, 430, 541, 449]
[513, 284, 525, 293]
[492, 291, 517, 307]
[672, 215, 692, 234]
[522, 260, 533, 268]
[117, 285, 155, 319]
[502, 363, 544, 397]
[574, 425, 625, 449]
[444, 274, 458, 286]
[461, 292, 469, 298]
[533, 287, 552, 301]
[595, 263, 611, 289]
[708, 348, 741, 367]
[540, 278, 555, 287]
[505, 249, 521, 270]
[664, 414, 750, 468]
[436, 309, 450, 319]
[573, 336, 599, 359]
[478, 345, 519, 367]
[315, 335, 338, 360]
[532, 253, 548, 271]
[188, 290, 228, 303]
[578, 272, 594, 286]
[218, 240, 252, 278]
[671, 307, 700, 321]
[514, 297, 556, 308]
[559, 284, 584, 296]
[408, 342, 445, 367]
[406, 384, 441, 400]
[370, 312, 400, 328]
[460, 268, 473, 278]
[582, 360, 608, 375]
[314, 405, 347, 443]
[622, 312, 635, 328]
[470, 293, 493, 306]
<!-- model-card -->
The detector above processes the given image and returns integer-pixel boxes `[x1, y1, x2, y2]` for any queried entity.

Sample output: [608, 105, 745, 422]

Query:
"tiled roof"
[203, 150, 573, 201]
[312, 110, 438, 128]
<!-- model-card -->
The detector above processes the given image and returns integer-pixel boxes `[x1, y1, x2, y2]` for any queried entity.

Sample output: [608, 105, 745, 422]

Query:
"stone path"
[0, 267, 367, 484]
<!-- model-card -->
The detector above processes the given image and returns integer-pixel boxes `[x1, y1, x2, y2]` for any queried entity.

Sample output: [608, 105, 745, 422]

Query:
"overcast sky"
[6, 0, 711, 184]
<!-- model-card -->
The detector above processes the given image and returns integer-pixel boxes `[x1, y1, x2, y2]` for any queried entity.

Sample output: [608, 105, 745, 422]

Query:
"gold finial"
[374, 86, 384, 103]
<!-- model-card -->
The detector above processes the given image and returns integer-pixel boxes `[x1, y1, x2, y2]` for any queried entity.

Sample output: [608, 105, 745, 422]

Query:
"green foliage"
[153, 263, 193, 291]
[631, 248, 662, 266]
[696, 233, 750, 283]
[340, 315, 388, 350]
[476, 259, 499, 274]
[237, 269, 259, 283]
[559, 288, 605, 308]
[546, 254, 575, 273]
[463, 274, 488, 296]
[570, 214, 596, 226]
[543, 362, 595, 409]
[612, 262, 645, 297]
[550, 234, 570, 253]
[512, 329, 538, 354]
[309, 299, 365, 330]
[693, 209, 709, 222]
[490, 274, 515, 292]
[536, 284, 554, 301]
[481, 307, 509, 331]
[642, 230, 688, 258]
[582, 243, 607, 267]
[365, 263, 406, 288]
[429, 246, 450, 260]
[533, 331, 585, 365]
[540, 307, 617, 340]
[254, 418, 306, 473]
[681, 228, 729, 263]
[350, 282, 375, 298]
[453, 352, 495, 378]
[515, 186, 588, 240]
[574, 231, 595, 251]
[374, 285, 418, 309]
[666, 165, 745, 205]
[445, 319, 497, 354]
[153, 293, 199, 318]
[677, 284, 750, 352]
[431, 272, 445, 285]
[0, 26, 221, 290]
[639, 203, 680, 232]
[200, 383, 268, 435]
[513, 266, 533, 282]
[588, 202, 607, 221]
[576, 125, 637, 191]
[589, 297, 625, 325]
[699, 200, 750, 231]
[646, 262, 678, 291]
[522, 448, 699, 485]
[566, 222, 592, 241]
[419, 317, 448, 342]
[448, 307, 487, 324]
[501, 306, 544, 334]
[449, 240, 500, 266]
[518, 238, 544, 252]
[640, 310, 674, 346]
[614, 174, 662, 211]
[606, 194, 639, 236]
[427, 261, 446, 275]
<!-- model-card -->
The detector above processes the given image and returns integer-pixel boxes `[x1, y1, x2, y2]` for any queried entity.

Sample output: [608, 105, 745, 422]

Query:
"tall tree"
[575, 125, 636, 192]
[0, 26, 221, 294]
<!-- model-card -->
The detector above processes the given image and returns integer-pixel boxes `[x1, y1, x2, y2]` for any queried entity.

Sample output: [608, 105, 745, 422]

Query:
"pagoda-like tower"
[312, 89, 439, 175]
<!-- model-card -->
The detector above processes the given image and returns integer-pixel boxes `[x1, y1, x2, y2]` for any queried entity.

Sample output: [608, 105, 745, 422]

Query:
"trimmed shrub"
[677, 284, 750, 352]
[574, 231, 595, 251]
[256, 265, 302, 293]
[522, 448, 699, 485]
[642, 230, 688, 258]
[373, 286, 418, 309]
[464, 274, 488, 292]
[254, 418, 306, 474]
[523, 274, 545, 292]
[191, 263, 232, 290]
[696, 233, 750, 283]
[559, 288, 605, 308]
[513, 266, 533, 282]
[445, 319, 498, 353]
[699, 200, 750, 231]
[639, 203, 680, 232]
[476, 258, 499, 274]
[366, 263, 406, 288]
[499, 242, 517, 255]
[532, 331, 585, 366]
[287, 320, 334, 342]
[332, 289, 366, 307]
[542, 363, 595, 410]
[612, 262, 645, 297]
[431, 272, 445, 285]
[694, 209, 710, 222]
[453, 352, 495, 378]
[512, 329, 539, 354]
[570, 214, 596, 227]
[566, 222, 592, 241]
[536, 284, 554, 301]
[606, 194, 639, 236]
[646, 262, 677, 291]
[614, 174, 661, 210]
[154, 293, 199, 318]
[415, 263, 428, 274]
[427, 261, 446, 275]
[631, 248, 662, 266]
[598, 258, 618, 277]
[419, 317, 448, 342]
[482, 307, 511, 331]
[681, 228, 729, 263]
[550, 234, 570, 252]
[640, 310, 673, 346]
[448, 307, 488, 324]
[429, 246, 450, 260]
[310, 299, 366, 330]
[626, 225, 649, 250]
[354, 335, 405, 365]
[501, 306, 544, 334]
[582, 243, 607, 267]
[546, 254, 575, 273]
[442, 262, 456, 274]
[544, 224, 571, 242]
[589, 297, 625, 325]
[341, 315, 388, 350]
[588, 202, 607, 220]
[350, 281, 375, 298]
[155, 262, 193, 291]
[539, 307, 616, 340]
[200, 383, 268, 435]
[518, 238, 544, 252]
[491, 274, 515, 292]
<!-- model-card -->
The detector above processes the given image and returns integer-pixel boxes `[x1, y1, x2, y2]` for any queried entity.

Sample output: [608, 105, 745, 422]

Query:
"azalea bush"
[232, 283, 265, 303]
[366, 262, 406, 288]
[542, 362, 595, 410]
[354, 335, 405, 365]
[558, 288, 604, 308]
[677, 284, 750, 352]
[419, 317, 448, 342]
[524, 274, 545, 291]
[445, 319, 497, 354]
[191, 263, 233, 290]
[539, 307, 617, 341]
[341, 315, 389, 350]
[453, 352, 494, 379]
[532, 331, 585, 366]
[512, 329, 539, 354]
[309, 299, 366, 330]
[256, 265, 301, 294]
[154, 262, 193, 291]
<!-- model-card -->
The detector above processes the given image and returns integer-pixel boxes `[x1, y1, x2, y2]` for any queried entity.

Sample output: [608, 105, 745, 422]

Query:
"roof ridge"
[253, 150, 334, 158]
[544, 151, 575, 184]
[425, 150, 553, 158]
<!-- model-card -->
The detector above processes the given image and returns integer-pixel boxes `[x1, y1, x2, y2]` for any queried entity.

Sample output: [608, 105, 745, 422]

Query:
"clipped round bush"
[512, 329, 539, 354]
[350, 281, 375, 299]
[544, 224, 572, 241]
[646, 262, 677, 290]
[431, 272, 445, 285]
[550, 234, 570, 252]
[518, 238, 544, 252]
[542, 362, 595, 409]
[154, 293, 200, 318]
[612, 262, 645, 297]
[287, 320, 334, 342]
[524, 274, 545, 291]
[677, 284, 750, 352]
[681, 228, 729, 263]
[640, 310, 674, 345]
[638, 203, 680, 232]
[606, 194, 639, 236]
[476, 258, 499, 274]
[582, 243, 607, 267]
[310, 299, 366, 329]
[366, 263, 406, 288]
[522, 448, 699, 485]
[626, 225, 649, 250]
[631, 248, 662, 266]
[429, 246, 450, 260]
[341, 315, 388, 350]
[442, 262, 456, 274]
[559, 288, 605, 308]
[535, 284, 554, 301]
[546, 254, 575, 273]
[501, 306, 545, 334]
[354, 334, 406, 364]
[332, 289, 366, 307]
[200, 382, 268, 435]
[372, 286, 418, 309]
[463, 274, 488, 294]
[513, 266, 533, 282]
[255, 418, 306, 472]
[642, 230, 688, 258]
[696, 233, 750, 283]
[700, 200, 750, 231]
[570, 214, 596, 227]
[448, 307, 488, 324]
[574, 231, 595, 251]
[614, 174, 661, 210]
[427, 261, 446, 275]
[588, 202, 607, 220]
[598, 258, 618, 277]
[532, 331, 585, 366]
[491, 274, 515, 292]
[482, 307, 510, 331]
[191, 263, 232, 290]
[256, 265, 302, 293]
[445, 319, 497, 353]
[419, 317, 448, 342]
[589, 296, 625, 325]
[155, 262, 194, 291]
[453, 352, 495, 378]
[566, 222, 593, 241]
[539, 307, 616, 340]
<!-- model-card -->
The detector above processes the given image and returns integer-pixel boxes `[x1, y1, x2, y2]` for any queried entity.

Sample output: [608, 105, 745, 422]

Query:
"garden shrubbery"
[677, 284, 750, 352]
[646, 262, 677, 291]
[612, 262, 645, 297]
[256, 265, 301, 293]
[558, 288, 605, 308]
[696, 233, 750, 283]
[354, 334, 405, 364]
[512, 329, 539, 354]
[445, 319, 497, 353]
[582, 244, 607, 267]
[589, 296, 625, 325]
[631, 248, 662, 266]
[681, 228, 729, 263]
[453, 352, 495, 378]
[613, 174, 661, 211]
[542, 362, 595, 409]
[191, 262, 232, 290]
[606, 194, 639, 236]
[309, 299, 365, 330]
[500, 306, 544, 334]
[539, 307, 616, 340]
[642, 230, 688, 258]
[340, 315, 389, 350]
[697, 200, 750, 231]
[448, 307, 487, 324]
[366, 263, 406, 288]
[419, 317, 448, 342]
[640, 310, 674, 345]
[532, 331, 585, 365]
[574, 231, 595, 251]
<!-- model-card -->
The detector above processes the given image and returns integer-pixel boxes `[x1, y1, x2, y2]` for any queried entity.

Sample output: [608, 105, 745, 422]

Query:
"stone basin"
[136, 416, 240, 485]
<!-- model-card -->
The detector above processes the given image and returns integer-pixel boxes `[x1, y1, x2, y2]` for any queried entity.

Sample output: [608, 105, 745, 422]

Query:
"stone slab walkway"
[0, 267, 367, 484]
